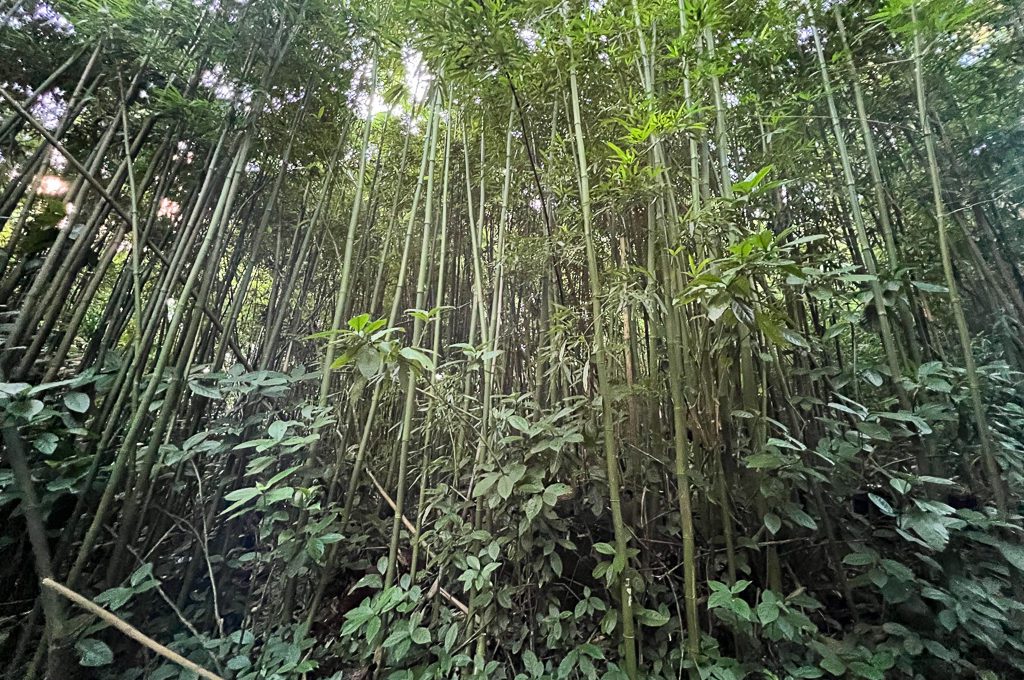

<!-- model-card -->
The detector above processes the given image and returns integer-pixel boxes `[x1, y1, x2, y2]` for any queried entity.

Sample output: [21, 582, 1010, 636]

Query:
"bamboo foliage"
[1, 0, 1022, 678]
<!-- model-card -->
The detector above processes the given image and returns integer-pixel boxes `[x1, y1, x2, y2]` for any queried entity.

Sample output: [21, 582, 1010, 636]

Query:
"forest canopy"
[1, 0, 1023, 678]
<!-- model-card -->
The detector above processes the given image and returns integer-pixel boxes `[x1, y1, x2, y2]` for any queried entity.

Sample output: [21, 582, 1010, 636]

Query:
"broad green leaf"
[543, 483, 572, 505]
[0, 382, 30, 396]
[348, 313, 371, 331]
[819, 654, 845, 675]
[76, 638, 113, 667]
[63, 391, 90, 413]
[998, 541, 1024, 573]
[507, 414, 530, 433]
[8, 399, 44, 420]
[399, 346, 434, 371]
[856, 421, 891, 441]
[757, 600, 779, 625]
[221, 487, 261, 515]
[95, 587, 133, 610]
[843, 552, 875, 566]
[497, 475, 514, 499]
[474, 473, 498, 498]
[444, 623, 459, 652]
[355, 346, 383, 379]
[786, 506, 817, 530]
[33, 432, 58, 455]
[637, 607, 669, 627]
[523, 649, 543, 678]
[188, 380, 222, 399]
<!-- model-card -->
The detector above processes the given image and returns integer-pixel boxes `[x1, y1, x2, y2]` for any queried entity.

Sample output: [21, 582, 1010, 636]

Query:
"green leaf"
[781, 327, 810, 348]
[879, 411, 932, 435]
[730, 598, 753, 621]
[0, 382, 30, 396]
[8, 399, 44, 420]
[856, 421, 891, 441]
[129, 563, 154, 587]
[95, 587, 133, 610]
[637, 608, 670, 627]
[399, 346, 434, 371]
[348, 313, 371, 331]
[550, 551, 562, 577]
[557, 650, 578, 679]
[187, 380, 222, 399]
[889, 478, 911, 495]
[525, 495, 543, 521]
[764, 512, 781, 536]
[264, 486, 294, 504]
[507, 414, 530, 433]
[444, 623, 459, 652]
[998, 541, 1024, 573]
[819, 654, 845, 675]
[355, 346, 383, 379]
[33, 432, 58, 455]
[757, 600, 779, 625]
[265, 465, 300, 489]
[474, 473, 498, 498]
[786, 506, 818, 530]
[523, 649, 543, 678]
[843, 552, 875, 566]
[745, 453, 788, 469]
[382, 629, 407, 649]
[849, 661, 884, 680]
[221, 487, 261, 515]
[708, 589, 733, 609]
[543, 483, 572, 505]
[410, 627, 431, 645]
[593, 542, 616, 556]
[63, 391, 90, 413]
[76, 638, 113, 667]
[881, 559, 914, 582]
[900, 511, 949, 550]
[923, 639, 956, 661]
[733, 165, 773, 193]
[497, 475, 514, 500]
[868, 493, 894, 516]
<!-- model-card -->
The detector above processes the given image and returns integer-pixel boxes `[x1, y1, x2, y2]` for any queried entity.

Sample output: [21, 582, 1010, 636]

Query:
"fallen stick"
[40, 578, 226, 680]
[364, 470, 469, 615]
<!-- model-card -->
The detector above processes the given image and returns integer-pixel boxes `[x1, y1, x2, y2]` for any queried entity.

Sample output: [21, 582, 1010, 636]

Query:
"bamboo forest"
[1, 0, 1024, 677]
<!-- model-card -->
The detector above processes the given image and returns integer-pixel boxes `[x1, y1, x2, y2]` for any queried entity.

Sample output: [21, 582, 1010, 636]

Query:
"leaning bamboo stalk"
[811, 22, 910, 404]
[909, 2, 1006, 514]
[40, 578, 225, 680]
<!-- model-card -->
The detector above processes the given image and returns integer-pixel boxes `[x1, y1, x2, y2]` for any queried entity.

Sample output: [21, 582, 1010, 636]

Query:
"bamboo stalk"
[40, 578, 225, 680]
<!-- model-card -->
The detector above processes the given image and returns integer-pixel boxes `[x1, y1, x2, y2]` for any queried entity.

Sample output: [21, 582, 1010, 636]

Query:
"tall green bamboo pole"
[909, 2, 1006, 515]
[569, 52, 638, 680]
[631, 0, 701, 662]
[811, 22, 911, 412]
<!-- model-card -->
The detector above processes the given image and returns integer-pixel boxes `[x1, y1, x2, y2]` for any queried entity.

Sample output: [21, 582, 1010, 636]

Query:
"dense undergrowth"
[1, 0, 1024, 678]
